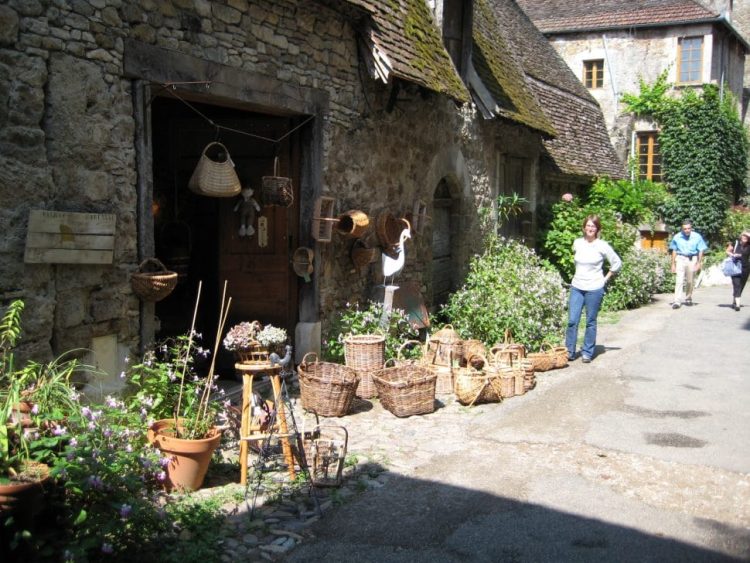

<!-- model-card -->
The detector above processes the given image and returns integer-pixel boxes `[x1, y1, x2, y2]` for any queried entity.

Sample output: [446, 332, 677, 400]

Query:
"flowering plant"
[256, 324, 287, 348]
[222, 321, 260, 352]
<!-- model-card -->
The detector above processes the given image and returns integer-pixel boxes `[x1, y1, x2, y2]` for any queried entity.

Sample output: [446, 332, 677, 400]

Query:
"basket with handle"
[130, 258, 178, 302]
[460, 339, 487, 368]
[296, 421, 348, 487]
[453, 362, 504, 406]
[298, 353, 359, 417]
[344, 334, 385, 399]
[527, 343, 557, 372]
[395, 339, 425, 367]
[351, 239, 378, 272]
[188, 142, 242, 198]
[261, 156, 293, 207]
[427, 325, 463, 368]
[551, 345, 569, 369]
[372, 362, 437, 418]
[491, 329, 526, 360]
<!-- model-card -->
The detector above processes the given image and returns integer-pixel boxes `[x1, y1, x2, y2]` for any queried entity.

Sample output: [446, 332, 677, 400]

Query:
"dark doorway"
[150, 95, 300, 375]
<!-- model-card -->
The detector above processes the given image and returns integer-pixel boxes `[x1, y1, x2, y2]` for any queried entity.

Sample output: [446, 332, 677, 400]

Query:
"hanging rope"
[149, 80, 317, 144]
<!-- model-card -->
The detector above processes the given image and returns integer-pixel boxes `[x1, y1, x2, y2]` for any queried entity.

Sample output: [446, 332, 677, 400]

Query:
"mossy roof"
[342, 0, 470, 102]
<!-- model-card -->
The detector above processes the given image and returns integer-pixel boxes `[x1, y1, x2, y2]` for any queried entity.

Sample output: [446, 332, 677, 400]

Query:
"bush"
[539, 195, 639, 282]
[588, 177, 670, 226]
[322, 301, 418, 363]
[441, 237, 567, 351]
[720, 205, 750, 244]
[603, 249, 670, 311]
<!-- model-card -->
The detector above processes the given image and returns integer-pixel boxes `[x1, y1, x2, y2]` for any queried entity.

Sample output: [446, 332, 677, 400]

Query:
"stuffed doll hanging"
[233, 187, 261, 237]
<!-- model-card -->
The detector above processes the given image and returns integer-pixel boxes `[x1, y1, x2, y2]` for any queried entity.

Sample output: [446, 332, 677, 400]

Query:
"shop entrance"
[150, 95, 300, 375]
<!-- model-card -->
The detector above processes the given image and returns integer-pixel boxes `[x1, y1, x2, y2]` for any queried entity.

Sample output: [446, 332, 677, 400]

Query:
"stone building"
[0, 0, 621, 391]
[517, 0, 749, 175]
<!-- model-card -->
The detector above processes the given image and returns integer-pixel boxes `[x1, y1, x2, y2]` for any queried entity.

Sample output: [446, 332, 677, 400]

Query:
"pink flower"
[562, 193, 573, 202]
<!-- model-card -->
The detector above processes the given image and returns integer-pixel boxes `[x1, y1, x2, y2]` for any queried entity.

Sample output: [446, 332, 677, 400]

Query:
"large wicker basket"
[130, 258, 178, 302]
[344, 334, 385, 399]
[426, 325, 463, 367]
[372, 364, 437, 418]
[527, 343, 557, 372]
[490, 329, 526, 360]
[298, 353, 359, 417]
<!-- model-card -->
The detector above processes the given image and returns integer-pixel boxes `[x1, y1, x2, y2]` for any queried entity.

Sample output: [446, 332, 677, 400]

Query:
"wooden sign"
[24, 210, 116, 264]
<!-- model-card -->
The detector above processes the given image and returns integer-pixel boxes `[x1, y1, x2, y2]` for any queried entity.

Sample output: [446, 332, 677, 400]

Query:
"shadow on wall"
[277, 463, 748, 562]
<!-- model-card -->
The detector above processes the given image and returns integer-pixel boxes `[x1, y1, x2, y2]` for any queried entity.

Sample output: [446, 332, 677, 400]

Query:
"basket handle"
[539, 342, 553, 353]
[382, 358, 397, 369]
[203, 142, 231, 160]
[301, 352, 318, 366]
[138, 258, 169, 273]
[503, 328, 513, 345]
[273, 156, 280, 176]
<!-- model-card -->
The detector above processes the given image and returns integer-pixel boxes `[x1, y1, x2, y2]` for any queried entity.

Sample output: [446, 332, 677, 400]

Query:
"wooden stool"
[236, 363, 296, 484]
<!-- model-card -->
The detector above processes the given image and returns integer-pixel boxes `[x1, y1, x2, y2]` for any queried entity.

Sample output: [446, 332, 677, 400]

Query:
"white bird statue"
[382, 226, 411, 286]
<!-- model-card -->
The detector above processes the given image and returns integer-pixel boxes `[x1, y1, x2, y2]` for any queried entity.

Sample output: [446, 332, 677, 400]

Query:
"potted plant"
[256, 324, 288, 355]
[223, 320, 262, 363]
[129, 282, 229, 491]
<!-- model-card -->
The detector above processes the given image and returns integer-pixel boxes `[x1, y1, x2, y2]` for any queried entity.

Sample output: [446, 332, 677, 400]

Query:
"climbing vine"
[622, 73, 748, 242]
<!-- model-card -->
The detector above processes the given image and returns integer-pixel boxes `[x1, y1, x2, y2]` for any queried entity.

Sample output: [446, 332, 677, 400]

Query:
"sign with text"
[24, 210, 116, 264]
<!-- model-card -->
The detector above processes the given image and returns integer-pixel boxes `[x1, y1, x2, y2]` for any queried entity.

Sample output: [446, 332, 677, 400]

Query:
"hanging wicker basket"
[261, 157, 294, 207]
[351, 239, 378, 272]
[188, 142, 242, 198]
[336, 210, 370, 238]
[376, 212, 410, 248]
[130, 258, 178, 302]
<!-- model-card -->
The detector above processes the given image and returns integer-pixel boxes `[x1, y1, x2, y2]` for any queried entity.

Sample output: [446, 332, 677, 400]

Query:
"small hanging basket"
[292, 247, 314, 282]
[188, 142, 242, 198]
[336, 210, 370, 238]
[350, 239, 378, 272]
[130, 258, 178, 302]
[376, 212, 410, 248]
[261, 157, 294, 207]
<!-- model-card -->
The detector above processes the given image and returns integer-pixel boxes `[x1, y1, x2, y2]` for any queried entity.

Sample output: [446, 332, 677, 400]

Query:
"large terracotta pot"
[0, 460, 49, 521]
[147, 419, 222, 492]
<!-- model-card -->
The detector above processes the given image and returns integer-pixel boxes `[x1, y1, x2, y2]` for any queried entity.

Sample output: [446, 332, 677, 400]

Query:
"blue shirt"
[669, 231, 708, 256]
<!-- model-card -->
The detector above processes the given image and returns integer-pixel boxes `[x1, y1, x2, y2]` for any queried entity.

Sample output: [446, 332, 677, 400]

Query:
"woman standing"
[726, 231, 750, 311]
[566, 215, 622, 363]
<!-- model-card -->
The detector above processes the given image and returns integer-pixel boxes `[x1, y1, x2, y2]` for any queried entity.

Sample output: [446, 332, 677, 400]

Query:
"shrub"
[603, 249, 670, 311]
[587, 177, 670, 226]
[322, 301, 418, 363]
[441, 237, 567, 351]
[720, 205, 750, 244]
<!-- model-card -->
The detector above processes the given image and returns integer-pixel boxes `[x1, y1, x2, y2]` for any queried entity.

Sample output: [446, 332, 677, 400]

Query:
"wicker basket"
[453, 366, 504, 406]
[298, 353, 359, 417]
[376, 212, 410, 248]
[520, 358, 536, 391]
[235, 344, 269, 366]
[427, 325, 463, 367]
[351, 239, 378, 272]
[491, 329, 526, 360]
[372, 364, 437, 418]
[551, 346, 569, 369]
[188, 142, 242, 198]
[130, 258, 178, 302]
[527, 343, 557, 372]
[336, 210, 370, 238]
[297, 424, 348, 487]
[261, 157, 293, 207]
[461, 339, 487, 368]
[344, 334, 385, 399]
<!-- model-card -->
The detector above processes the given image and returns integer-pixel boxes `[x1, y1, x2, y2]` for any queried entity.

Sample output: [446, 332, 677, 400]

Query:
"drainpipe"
[630, 129, 637, 182]
[602, 34, 618, 100]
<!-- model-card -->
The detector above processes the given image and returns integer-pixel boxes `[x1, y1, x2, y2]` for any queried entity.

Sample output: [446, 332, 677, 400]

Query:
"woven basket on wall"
[261, 157, 293, 207]
[188, 142, 242, 198]
[130, 258, 178, 302]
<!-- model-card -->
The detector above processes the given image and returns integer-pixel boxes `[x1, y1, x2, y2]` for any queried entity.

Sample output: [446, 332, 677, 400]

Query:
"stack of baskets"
[344, 334, 385, 399]
[372, 364, 437, 418]
[426, 325, 464, 395]
[298, 353, 359, 417]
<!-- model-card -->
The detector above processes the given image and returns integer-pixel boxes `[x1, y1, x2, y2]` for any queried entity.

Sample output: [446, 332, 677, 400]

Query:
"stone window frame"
[677, 35, 704, 84]
[635, 131, 662, 182]
[582, 59, 604, 89]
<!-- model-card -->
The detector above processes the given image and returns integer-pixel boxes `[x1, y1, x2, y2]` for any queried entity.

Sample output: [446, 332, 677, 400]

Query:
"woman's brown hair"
[582, 215, 601, 237]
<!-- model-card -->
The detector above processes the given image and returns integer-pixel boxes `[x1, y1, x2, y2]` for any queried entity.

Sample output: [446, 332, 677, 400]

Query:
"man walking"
[669, 220, 708, 309]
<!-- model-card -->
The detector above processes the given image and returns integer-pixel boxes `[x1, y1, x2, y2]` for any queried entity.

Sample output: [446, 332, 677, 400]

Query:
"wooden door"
[432, 182, 453, 309]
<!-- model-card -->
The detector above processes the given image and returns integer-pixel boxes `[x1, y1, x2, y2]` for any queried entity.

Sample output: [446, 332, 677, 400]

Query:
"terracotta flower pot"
[147, 419, 222, 492]
[0, 460, 49, 519]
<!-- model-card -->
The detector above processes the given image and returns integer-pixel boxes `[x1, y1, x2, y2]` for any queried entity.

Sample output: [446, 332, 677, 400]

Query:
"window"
[678, 36, 703, 83]
[583, 60, 604, 88]
[636, 132, 662, 181]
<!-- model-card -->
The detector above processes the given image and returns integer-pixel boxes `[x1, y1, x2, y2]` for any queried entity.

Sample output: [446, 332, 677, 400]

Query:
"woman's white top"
[571, 237, 622, 291]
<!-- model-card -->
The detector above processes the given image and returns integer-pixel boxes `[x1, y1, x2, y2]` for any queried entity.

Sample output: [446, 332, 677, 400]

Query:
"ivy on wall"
[622, 72, 748, 242]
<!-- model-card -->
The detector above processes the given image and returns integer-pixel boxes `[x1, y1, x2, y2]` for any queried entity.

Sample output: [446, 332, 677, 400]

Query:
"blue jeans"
[566, 286, 605, 359]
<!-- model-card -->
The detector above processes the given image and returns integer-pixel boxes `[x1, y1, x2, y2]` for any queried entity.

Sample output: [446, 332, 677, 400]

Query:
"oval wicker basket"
[298, 353, 359, 417]
[527, 343, 557, 372]
[130, 258, 178, 302]
[453, 366, 503, 406]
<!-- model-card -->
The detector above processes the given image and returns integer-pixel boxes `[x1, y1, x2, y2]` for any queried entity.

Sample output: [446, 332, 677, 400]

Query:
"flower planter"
[147, 419, 222, 492]
[0, 461, 49, 523]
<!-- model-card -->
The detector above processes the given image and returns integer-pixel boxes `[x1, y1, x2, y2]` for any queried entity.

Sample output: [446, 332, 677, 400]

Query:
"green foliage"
[587, 177, 670, 226]
[539, 195, 638, 282]
[623, 76, 749, 242]
[322, 301, 418, 362]
[441, 237, 567, 351]
[602, 249, 671, 311]
[720, 205, 750, 243]
[621, 68, 674, 116]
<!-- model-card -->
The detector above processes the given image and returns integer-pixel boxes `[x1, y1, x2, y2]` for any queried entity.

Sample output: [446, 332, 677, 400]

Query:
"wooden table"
[235, 362, 296, 484]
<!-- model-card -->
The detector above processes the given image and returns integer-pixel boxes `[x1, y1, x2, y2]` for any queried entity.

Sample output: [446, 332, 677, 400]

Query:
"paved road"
[287, 285, 750, 562]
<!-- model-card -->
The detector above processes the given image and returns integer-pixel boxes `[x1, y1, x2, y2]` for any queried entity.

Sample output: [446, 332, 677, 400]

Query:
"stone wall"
[0, 0, 538, 375]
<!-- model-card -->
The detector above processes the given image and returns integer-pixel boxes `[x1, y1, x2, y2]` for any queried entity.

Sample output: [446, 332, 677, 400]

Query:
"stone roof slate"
[515, 0, 717, 34]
